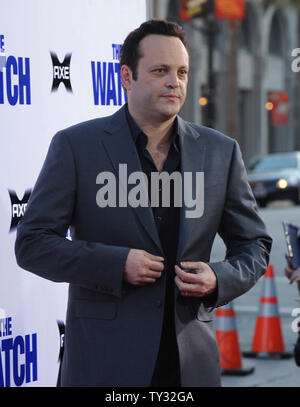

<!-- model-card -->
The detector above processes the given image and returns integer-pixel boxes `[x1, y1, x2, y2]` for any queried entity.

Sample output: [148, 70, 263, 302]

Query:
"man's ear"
[120, 65, 133, 93]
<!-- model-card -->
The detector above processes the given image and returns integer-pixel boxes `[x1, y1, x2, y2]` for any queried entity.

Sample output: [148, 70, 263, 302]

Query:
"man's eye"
[153, 68, 165, 73]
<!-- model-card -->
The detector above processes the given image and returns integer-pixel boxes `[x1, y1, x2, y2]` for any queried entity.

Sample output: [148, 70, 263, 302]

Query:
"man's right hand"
[124, 249, 164, 286]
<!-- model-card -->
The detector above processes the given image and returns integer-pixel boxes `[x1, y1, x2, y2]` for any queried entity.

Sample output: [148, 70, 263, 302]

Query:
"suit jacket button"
[156, 300, 162, 308]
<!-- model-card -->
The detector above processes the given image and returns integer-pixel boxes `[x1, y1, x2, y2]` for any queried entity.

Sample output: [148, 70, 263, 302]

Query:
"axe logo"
[8, 189, 31, 232]
[50, 52, 72, 92]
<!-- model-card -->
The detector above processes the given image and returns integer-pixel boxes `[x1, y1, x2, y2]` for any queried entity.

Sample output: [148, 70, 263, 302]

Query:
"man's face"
[123, 34, 189, 122]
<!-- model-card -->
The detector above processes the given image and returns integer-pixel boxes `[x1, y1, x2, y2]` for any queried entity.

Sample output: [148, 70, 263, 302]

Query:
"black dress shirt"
[125, 105, 181, 386]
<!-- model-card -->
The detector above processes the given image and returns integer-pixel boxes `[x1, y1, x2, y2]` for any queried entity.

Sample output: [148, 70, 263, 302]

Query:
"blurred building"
[147, 0, 299, 165]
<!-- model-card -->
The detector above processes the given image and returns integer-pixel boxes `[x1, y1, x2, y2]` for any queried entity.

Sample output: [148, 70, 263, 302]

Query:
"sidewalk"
[221, 358, 300, 387]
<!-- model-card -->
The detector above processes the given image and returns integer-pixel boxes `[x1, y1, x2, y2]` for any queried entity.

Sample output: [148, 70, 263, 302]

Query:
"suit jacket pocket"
[73, 299, 118, 320]
[190, 299, 213, 322]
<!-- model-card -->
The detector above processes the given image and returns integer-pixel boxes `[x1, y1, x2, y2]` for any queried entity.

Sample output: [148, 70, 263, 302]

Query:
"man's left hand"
[175, 261, 217, 298]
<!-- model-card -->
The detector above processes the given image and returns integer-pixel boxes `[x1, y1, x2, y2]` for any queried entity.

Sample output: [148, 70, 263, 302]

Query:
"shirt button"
[156, 216, 162, 222]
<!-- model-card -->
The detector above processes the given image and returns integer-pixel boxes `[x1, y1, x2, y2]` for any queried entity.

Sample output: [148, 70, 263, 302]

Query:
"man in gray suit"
[15, 19, 272, 387]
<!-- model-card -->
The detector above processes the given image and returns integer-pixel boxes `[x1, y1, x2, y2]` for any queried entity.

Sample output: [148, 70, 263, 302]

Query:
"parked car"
[247, 151, 300, 207]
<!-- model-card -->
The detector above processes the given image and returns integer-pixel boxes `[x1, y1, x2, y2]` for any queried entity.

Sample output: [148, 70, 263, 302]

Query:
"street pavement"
[209, 200, 300, 387]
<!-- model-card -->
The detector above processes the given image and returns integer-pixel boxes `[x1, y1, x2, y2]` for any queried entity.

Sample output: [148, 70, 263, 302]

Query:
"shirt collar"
[125, 103, 180, 152]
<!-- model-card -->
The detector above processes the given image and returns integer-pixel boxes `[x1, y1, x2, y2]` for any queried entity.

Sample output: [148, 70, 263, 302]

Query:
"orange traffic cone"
[243, 264, 292, 359]
[215, 301, 254, 375]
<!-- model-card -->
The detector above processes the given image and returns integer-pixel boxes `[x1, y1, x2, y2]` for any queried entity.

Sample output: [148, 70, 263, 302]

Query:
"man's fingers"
[146, 252, 164, 262]
[124, 249, 164, 286]
[180, 261, 203, 270]
[146, 258, 164, 272]
[175, 264, 216, 297]
[144, 252, 164, 274]
[285, 267, 293, 280]
[146, 269, 162, 278]
[174, 275, 198, 294]
[140, 260, 163, 281]
[175, 265, 199, 284]
[140, 277, 157, 284]
[291, 273, 300, 283]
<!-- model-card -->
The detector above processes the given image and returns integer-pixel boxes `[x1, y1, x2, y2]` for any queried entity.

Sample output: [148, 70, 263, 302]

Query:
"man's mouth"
[161, 94, 180, 100]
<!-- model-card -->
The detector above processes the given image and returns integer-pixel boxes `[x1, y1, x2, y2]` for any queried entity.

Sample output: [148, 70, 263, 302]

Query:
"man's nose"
[165, 72, 179, 88]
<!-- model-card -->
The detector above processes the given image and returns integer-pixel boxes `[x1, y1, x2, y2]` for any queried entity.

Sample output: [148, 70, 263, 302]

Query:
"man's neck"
[128, 105, 176, 149]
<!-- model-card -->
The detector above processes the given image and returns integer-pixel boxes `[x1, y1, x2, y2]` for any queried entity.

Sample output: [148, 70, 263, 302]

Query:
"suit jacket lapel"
[101, 106, 163, 254]
[176, 117, 206, 263]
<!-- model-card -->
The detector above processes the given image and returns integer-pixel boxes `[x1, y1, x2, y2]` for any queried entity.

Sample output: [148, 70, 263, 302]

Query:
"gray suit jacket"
[15, 105, 272, 387]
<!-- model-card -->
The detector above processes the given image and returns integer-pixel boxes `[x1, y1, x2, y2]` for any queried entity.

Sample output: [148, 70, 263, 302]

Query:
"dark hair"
[120, 19, 187, 80]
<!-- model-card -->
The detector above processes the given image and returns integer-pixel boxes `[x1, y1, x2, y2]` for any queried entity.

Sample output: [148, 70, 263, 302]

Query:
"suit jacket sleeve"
[15, 131, 130, 298]
[207, 140, 272, 307]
